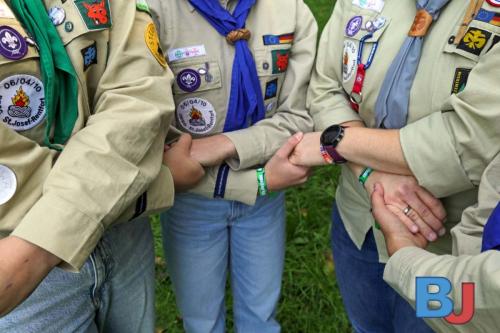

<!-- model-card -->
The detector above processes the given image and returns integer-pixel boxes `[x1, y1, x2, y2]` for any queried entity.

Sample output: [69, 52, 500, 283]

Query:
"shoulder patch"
[74, 0, 112, 31]
[457, 27, 491, 56]
[145, 22, 167, 68]
[136, 0, 151, 15]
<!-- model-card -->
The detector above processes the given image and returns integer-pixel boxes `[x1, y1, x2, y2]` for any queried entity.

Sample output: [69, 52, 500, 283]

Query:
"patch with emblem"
[136, 0, 151, 15]
[81, 42, 98, 71]
[352, 0, 385, 13]
[342, 40, 357, 82]
[48, 7, 66, 26]
[177, 69, 201, 93]
[451, 68, 471, 94]
[0, 164, 16, 205]
[346, 16, 363, 37]
[457, 28, 491, 56]
[177, 97, 216, 134]
[145, 22, 167, 68]
[475, 8, 500, 26]
[0, 4, 15, 19]
[487, 34, 500, 52]
[262, 33, 294, 46]
[365, 16, 386, 32]
[0, 26, 28, 60]
[271, 49, 290, 74]
[75, 0, 112, 30]
[265, 79, 278, 100]
[0, 75, 46, 132]
[486, 0, 500, 7]
[168, 45, 206, 62]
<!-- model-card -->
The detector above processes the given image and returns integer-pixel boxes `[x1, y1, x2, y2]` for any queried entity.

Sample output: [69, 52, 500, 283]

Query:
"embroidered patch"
[486, 0, 500, 8]
[451, 68, 472, 94]
[0, 26, 28, 60]
[48, 7, 66, 26]
[342, 40, 357, 82]
[262, 33, 294, 46]
[346, 16, 363, 37]
[265, 79, 278, 100]
[475, 8, 500, 26]
[136, 0, 151, 15]
[0, 164, 16, 205]
[177, 97, 216, 134]
[145, 22, 167, 68]
[0, 75, 46, 132]
[271, 49, 290, 74]
[0, 4, 15, 19]
[352, 0, 385, 13]
[81, 42, 98, 71]
[177, 69, 201, 93]
[487, 34, 500, 52]
[75, 0, 112, 31]
[168, 45, 206, 62]
[457, 28, 491, 56]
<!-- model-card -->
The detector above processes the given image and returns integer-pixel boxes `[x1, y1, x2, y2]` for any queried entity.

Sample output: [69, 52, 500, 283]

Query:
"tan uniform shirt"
[0, 0, 176, 270]
[149, 0, 317, 205]
[384, 153, 500, 333]
[308, 0, 500, 260]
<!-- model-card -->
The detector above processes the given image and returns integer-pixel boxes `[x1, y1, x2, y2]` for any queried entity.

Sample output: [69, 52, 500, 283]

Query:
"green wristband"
[358, 167, 374, 186]
[256, 168, 268, 196]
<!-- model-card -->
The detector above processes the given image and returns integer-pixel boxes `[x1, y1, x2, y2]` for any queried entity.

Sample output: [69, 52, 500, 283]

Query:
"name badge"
[168, 45, 207, 62]
[352, 0, 385, 13]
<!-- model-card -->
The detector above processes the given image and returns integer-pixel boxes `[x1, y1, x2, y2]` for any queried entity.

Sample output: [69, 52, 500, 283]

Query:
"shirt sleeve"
[307, 0, 362, 132]
[400, 43, 500, 198]
[223, 0, 317, 170]
[11, 3, 176, 271]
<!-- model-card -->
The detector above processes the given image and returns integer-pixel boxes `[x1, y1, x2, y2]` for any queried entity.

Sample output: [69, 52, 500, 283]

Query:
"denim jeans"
[331, 202, 433, 333]
[161, 192, 286, 333]
[0, 217, 155, 333]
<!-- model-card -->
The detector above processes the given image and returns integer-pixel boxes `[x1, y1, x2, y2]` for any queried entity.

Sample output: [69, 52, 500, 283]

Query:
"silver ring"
[403, 205, 412, 216]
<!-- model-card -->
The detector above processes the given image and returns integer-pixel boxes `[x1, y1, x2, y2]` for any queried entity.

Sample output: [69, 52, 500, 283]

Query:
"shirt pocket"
[254, 45, 291, 116]
[169, 58, 222, 95]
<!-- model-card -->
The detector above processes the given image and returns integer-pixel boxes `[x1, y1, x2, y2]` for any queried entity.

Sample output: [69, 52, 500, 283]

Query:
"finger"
[404, 192, 444, 234]
[275, 132, 304, 159]
[371, 184, 400, 227]
[405, 208, 438, 242]
[416, 187, 447, 222]
[176, 133, 193, 152]
[386, 205, 420, 234]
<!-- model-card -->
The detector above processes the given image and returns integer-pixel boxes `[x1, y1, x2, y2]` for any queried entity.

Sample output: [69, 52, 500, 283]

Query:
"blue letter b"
[416, 277, 453, 318]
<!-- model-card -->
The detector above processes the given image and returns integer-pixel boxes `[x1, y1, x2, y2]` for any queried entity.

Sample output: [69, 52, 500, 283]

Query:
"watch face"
[321, 125, 342, 146]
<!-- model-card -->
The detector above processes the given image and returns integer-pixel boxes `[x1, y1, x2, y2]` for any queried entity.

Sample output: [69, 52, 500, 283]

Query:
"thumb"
[276, 132, 304, 159]
[371, 183, 394, 225]
[175, 133, 193, 153]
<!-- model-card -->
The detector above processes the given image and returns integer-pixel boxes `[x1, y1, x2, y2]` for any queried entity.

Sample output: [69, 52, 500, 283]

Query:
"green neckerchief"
[10, 0, 79, 150]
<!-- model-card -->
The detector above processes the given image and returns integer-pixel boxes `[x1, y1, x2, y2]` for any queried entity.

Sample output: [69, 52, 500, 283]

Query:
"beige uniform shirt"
[149, 0, 317, 205]
[309, 0, 500, 260]
[384, 153, 500, 333]
[0, 0, 175, 270]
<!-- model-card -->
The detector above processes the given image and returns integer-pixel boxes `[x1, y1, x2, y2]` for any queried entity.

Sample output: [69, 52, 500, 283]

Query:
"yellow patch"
[145, 22, 167, 68]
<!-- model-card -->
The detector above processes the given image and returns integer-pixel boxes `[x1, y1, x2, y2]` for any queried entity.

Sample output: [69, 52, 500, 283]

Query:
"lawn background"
[152, 1, 351, 331]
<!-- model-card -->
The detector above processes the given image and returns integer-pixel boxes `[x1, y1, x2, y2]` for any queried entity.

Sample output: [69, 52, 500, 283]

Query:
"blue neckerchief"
[482, 202, 500, 252]
[188, 0, 265, 132]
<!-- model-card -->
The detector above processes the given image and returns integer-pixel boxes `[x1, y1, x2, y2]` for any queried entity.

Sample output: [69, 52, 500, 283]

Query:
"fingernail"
[411, 225, 419, 233]
[438, 228, 446, 237]
[428, 233, 437, 241]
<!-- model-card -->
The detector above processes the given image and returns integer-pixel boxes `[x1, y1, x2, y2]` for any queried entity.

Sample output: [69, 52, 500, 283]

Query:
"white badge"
[177, 97, 216, 134]
[0, 4, 15, 19]
[0, 75, 46, 132]
[342, 40, 358, 82]
[0, 165, 17, 205]
[168, 45, 207, 62]
[352, 0, 385, 13]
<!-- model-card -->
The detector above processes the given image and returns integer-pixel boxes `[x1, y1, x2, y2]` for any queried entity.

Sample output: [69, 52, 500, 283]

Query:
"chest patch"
[0, 75, 46, 132]
[177, 97, 216, 134]
[81, 42, 98, 71]
[457, 28, 491, 56]
[74, 0, 112, 30]
[0, 164, 16, 205]
[451, 68, 471, 94]
[271, 49, 290, 74]
[0, 26, 28, 60]
[342, 40, 358, 82]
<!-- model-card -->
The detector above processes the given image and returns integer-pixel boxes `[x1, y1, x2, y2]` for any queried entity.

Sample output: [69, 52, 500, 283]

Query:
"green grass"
[153, 1, 351, 332]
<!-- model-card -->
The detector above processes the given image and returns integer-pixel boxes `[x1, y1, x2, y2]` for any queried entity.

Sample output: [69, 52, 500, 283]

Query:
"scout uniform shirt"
[308, 0, 500, 260]
[384, 152, 500, 333]
[0, 0, 176, 270]
[149, 0, 317, 205]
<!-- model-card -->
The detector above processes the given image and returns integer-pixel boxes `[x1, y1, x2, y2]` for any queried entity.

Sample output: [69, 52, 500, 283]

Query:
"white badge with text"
[168, 45, 207, 62]
[177, 97, 216, 134]
[352, 0, 385, 13]
[0, 165, 16, 205]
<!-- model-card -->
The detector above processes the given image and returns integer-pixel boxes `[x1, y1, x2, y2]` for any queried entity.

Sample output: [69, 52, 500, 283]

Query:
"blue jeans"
[0, 217, 155, 333]
[161, 192, 286, 333]
[331, 202, 433, 333]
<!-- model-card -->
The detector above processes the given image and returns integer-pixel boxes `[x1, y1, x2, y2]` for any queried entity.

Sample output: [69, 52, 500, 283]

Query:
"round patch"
[145, 22, 167, 68]
[177, 69, 201, 93]
[342, 40, 358, 82]
[486, 0, 500, 7]
[48, 7, 66, 26]
[0, 26, 28, 60]
[0, 75, 46, 131]
[177, 97, 216, 135]
[0, 164, 16, 205]
[346, 16, 363, 37]
[373, 17, 387, 30]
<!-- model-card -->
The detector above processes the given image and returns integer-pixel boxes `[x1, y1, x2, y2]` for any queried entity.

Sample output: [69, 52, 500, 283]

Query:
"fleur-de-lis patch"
[0, 26, 27, 60]
[457, 28, 492, 56]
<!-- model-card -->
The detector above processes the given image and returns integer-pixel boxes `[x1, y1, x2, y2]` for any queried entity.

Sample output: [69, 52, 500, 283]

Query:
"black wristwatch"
[320, 125, 347, 164]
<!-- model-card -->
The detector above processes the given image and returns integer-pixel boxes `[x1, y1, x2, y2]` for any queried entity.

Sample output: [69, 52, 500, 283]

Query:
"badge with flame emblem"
[177, 97, 216, 134]
[0, 75, 46, 131]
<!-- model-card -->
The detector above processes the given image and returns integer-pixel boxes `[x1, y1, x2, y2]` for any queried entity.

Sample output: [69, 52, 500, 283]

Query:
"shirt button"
[263, 62, 269, 70]
[65, 21, 74, 33]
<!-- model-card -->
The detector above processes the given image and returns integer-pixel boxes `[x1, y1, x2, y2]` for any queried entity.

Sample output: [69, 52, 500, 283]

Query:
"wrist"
[218, 134, 237, 160]
[386, 236, 417, 257]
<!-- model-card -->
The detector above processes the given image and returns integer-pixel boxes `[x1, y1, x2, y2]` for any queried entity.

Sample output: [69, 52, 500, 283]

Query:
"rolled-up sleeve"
[12, 4, 175, 270]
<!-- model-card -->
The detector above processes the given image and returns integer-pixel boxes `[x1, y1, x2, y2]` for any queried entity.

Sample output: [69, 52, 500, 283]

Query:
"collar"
[186, 0, 234, 13]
